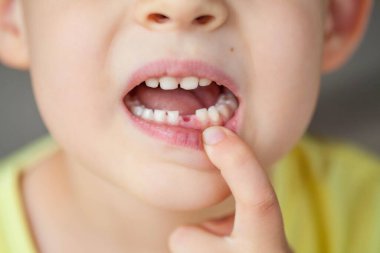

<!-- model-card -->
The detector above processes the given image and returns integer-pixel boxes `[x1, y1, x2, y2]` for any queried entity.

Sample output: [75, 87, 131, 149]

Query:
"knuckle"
[250, 192, 278, 216]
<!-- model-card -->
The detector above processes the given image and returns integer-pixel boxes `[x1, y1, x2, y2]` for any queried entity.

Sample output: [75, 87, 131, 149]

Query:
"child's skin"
[0, 0, 372, 252]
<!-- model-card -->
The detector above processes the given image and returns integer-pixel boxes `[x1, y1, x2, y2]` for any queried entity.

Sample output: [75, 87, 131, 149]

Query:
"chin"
[128, 161, 232, 211]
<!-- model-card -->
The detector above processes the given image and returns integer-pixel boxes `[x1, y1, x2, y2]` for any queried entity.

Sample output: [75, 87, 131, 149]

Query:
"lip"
[121, 58, 242, 150]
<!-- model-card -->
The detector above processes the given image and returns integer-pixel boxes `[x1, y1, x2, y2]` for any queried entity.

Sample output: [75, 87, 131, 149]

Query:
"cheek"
[24, 2, 125, 140]
[240, 1, 324, 168]
[23, 2, 140, 181]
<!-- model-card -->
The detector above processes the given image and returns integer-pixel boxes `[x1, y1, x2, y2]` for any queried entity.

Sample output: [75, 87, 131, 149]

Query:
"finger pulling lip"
[120, 58, 243, 150]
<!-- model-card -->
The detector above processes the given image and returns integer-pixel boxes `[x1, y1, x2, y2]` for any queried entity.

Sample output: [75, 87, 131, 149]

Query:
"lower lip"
[122, 104, 239, 150]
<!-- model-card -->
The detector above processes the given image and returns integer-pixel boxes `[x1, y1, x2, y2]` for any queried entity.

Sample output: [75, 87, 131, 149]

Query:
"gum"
[177, 114, 224, 130]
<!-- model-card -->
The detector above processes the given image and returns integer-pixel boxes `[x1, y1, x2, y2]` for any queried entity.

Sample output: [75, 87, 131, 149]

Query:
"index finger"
[202, 126, 287, 246]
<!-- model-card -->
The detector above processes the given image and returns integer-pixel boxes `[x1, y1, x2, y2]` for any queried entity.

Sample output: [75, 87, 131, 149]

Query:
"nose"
[134, 0, 229, 32]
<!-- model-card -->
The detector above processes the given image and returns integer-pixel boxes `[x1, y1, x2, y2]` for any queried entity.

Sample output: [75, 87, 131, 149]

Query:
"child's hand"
[168, 126, 293, 253]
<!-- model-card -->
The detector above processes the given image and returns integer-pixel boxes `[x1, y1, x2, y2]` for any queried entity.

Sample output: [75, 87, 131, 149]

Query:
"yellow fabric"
[271, 134, 380, 253]
[0, 134, 380, 253]
[0, 136, 59, 253]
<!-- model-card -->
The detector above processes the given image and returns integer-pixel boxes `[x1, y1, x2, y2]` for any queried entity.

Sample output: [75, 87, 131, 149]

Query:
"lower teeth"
[125, 90, 238, 129]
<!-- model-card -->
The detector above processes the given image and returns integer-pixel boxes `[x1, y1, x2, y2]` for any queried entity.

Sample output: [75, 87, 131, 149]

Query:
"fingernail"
[202, 127, 226, 145]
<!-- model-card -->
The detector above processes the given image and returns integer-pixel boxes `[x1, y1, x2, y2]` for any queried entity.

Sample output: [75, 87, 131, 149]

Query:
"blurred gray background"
[1, 4, 379, 158]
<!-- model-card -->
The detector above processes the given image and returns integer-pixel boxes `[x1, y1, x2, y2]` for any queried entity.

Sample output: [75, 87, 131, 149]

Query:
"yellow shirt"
[0, 136, 59, 253]
[0, 134, 380, 253]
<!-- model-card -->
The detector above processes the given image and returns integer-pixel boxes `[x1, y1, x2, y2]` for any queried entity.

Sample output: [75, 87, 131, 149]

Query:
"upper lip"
[123, 59, 240, 98]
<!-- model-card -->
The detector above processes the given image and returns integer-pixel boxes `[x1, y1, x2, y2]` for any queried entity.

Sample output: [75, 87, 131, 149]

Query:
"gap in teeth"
[125, 87, 238, 129]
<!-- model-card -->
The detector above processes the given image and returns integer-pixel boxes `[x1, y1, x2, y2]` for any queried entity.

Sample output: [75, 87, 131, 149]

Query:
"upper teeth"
[145, 76, 214, 90]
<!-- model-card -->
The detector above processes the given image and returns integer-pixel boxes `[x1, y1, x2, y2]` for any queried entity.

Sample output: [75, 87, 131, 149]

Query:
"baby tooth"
[159, 77, 178, 90]
[146, 78, 159, 88]
[141, 108, 154, 121]
[208, 106, 221, 125]
[195, 108, 209, 125]
[199, 78, 212, 87]
[216, 94, 228, 105]
[153, 110, 166, 123]
[167, 111, 179, 125]
[180, 77, 199, 90]
[225, 98, 238, 111]
[132, 105, 145, 117]
[216, 104, 231, 121]
[220, 92, 238, 111]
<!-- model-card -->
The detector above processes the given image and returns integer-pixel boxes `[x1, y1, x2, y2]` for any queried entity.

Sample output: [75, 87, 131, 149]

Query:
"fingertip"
[202, 126, 226, 146]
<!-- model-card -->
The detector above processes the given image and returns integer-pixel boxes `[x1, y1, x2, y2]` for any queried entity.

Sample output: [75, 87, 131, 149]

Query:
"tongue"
[132, 83, 222, 115]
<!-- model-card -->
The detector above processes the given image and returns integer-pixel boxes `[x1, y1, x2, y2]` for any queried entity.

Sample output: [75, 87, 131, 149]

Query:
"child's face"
[20, 0, 325, 209]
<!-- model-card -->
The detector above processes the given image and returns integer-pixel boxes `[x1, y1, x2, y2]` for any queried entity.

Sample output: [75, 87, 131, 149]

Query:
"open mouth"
[124, 77, 238, 128]
[121, 61, 240, 149]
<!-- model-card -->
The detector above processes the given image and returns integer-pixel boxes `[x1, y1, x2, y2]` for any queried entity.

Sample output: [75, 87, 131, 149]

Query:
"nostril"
[148, 13, 170, 24]
[193, 15, 215, 25]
